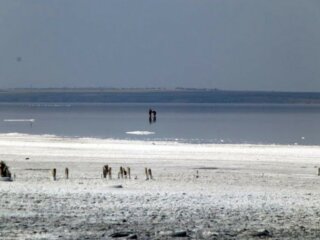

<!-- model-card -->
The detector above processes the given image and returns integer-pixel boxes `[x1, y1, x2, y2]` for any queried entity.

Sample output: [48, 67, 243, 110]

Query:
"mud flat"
[0, 134, 320, 239]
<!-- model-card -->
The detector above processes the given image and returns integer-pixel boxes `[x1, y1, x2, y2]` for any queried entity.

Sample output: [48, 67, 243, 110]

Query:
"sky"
[0, 0, 319, 91]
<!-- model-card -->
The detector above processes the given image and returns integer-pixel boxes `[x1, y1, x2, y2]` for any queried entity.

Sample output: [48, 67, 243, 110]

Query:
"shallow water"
[0, 103, 319, 145]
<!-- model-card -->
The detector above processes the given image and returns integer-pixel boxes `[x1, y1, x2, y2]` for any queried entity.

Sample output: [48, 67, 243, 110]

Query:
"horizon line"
[0, 87, 320, 94]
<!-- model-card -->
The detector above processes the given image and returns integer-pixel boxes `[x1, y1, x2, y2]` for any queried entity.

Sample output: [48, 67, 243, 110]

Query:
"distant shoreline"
[1, 87, 320, 93]
[0, 88, 320, 104]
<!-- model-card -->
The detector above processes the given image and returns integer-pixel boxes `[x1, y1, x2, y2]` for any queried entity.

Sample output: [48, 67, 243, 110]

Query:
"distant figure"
[148, 109, 157, 124]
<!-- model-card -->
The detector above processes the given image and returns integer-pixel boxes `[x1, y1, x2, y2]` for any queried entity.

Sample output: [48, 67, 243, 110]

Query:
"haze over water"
[0, 103, 319, 145]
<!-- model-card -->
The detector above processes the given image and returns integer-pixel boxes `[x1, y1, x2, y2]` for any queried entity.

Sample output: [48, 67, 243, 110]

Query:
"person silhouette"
[152, 110, 157, 122]
[148, 109, 157, 124]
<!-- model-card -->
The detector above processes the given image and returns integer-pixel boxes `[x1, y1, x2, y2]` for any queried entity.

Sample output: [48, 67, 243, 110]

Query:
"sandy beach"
[1, 133, 320, 239]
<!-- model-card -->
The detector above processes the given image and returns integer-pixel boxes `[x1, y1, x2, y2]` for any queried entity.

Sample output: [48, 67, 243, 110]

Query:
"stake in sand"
[127, 167, 131, 179]
[108, 167, 112, 179]
[52, 168, 57, 181]
[123, 168, 127, 179]
[65, 168, 69, 179]
[148, 168, 153, 180]
[145, 168, 153, 180]
[0, 161, 12, 181]
[103, 165, 108, 179]
[145, 167, 149, 180]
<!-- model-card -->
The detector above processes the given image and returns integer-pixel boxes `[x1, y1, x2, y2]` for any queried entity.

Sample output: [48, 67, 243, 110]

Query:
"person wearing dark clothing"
[148, 109, 157, 124]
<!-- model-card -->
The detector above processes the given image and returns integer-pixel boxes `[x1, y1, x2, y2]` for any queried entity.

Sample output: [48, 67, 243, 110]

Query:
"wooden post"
[0, 164, 3, 177]
[145, 167, 149, 180]
[103, 165, 108, 178]
[123, 169, 127, 179]
[148, 168, 153, 180]
[103, 167, 106, 178]
[108, 167, 112, 179]
[52, 168, 57, 181]
[120, 166, 124, 179]
[65, 168, 69, 179]
[128, 167, 131, 179]
[318, 168, 320, 176]
[0, 161, 11, 178]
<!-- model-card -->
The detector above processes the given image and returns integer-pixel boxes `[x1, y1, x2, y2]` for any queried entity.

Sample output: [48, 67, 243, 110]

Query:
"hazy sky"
[0, 0, 319, 91]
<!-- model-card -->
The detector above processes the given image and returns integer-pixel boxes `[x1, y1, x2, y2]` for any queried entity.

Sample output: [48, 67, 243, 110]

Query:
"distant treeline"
[0, 89, 320, 104]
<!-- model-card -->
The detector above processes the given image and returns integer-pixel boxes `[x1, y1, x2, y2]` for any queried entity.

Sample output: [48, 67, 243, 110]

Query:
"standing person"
[152, 110, 157, 123]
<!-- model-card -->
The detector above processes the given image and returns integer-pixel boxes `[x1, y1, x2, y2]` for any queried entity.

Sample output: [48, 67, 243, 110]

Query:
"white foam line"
[0, 133, 319, 164]
[4, 119, 35, 122]
[126, 131, 155, 135]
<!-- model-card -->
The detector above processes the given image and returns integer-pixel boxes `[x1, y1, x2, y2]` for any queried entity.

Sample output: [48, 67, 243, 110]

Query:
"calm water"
[0, 103, 319, 145]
